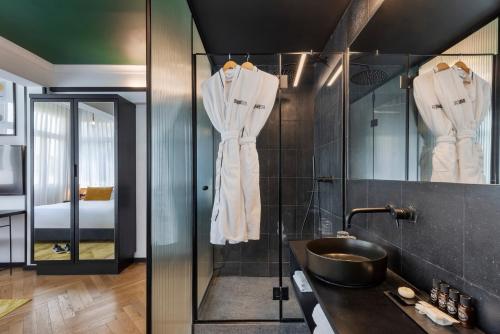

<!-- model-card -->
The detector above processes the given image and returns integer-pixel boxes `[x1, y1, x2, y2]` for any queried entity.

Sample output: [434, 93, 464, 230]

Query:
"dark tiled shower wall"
[313, 77, 344, 236]
[347, 179, 500, 334]
[214, 87, 315, 277]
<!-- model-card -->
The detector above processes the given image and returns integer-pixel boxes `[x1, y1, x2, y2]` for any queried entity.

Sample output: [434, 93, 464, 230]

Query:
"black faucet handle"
[386, 204, 417, 225]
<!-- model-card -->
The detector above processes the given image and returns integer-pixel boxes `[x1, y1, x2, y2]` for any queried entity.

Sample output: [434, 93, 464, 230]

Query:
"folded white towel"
[415, 301, 459, 326]
[293, 271, 312, 292]
[312, 304, 335, 334]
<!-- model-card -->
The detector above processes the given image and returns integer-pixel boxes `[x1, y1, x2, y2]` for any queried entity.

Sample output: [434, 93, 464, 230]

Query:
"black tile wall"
[313, 76, 344, 238]
[345, 180, 500, 334]
[402, 182, 465, 276]
[463, 185, 500, 296]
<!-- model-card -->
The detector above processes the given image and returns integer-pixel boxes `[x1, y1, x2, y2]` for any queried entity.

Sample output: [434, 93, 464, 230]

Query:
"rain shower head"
[350, 68, 388, 86]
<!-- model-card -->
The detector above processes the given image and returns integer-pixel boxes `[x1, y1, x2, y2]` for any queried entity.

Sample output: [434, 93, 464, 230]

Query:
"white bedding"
[34, 200, 114, 229]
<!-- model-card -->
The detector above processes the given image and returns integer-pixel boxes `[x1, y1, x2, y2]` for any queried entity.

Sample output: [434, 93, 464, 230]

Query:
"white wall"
[0, 83, 29, 263]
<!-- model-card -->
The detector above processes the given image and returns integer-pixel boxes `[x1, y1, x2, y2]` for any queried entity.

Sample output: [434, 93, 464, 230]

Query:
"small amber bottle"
[458, 294, 475, 328]
[438, 283, 450, 311]
[430, 278, 441, 305]
[447, 289, 459, 318]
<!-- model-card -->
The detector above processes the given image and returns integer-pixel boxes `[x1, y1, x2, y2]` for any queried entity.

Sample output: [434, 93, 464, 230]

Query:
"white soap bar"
[398, 286, 415, 299]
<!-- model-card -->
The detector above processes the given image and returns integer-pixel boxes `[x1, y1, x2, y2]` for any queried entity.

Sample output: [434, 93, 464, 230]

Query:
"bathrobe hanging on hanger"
[413, 70, 458, 183]
[433, 66, 491, 184]
[201, 65, 262, 244]
[239, 68, 279, 241]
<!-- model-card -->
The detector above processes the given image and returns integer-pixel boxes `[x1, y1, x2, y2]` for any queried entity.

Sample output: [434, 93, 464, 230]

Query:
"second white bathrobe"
[433, 66, 491, 184]
[240, 69, 279, 241]
[413, 70, 458, 183]
[201, 66, 262, 244]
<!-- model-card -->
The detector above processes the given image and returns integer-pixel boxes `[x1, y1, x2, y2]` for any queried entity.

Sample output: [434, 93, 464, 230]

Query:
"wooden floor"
[0, 263, 145, 334]
[34, 242, 115, 261]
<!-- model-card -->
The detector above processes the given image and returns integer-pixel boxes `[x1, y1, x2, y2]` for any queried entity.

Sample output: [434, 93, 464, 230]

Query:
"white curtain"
[34, 102, 72, 206]
[78, 104, 114, 188]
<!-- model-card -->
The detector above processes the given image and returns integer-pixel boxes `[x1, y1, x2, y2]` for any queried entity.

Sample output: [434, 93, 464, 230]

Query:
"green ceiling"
[0, 0, 146, 64]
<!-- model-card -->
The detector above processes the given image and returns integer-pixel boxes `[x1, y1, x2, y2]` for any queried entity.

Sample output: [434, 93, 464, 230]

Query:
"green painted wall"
[0, 0, 145, 64]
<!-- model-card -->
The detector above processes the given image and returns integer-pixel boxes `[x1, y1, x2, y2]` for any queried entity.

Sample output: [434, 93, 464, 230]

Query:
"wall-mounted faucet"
[346, 205, 417, 229]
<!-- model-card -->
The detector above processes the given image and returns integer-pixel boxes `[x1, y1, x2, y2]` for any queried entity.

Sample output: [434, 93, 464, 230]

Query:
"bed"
[34, 200, 115, 241]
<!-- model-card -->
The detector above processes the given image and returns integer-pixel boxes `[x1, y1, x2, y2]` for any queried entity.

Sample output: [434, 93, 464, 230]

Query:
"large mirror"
[33, 101, 72, 261]
[77, 101, 115, 260]
[348, 20, 497, 185]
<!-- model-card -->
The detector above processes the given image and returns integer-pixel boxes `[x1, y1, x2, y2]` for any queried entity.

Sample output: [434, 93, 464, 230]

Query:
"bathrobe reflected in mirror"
[413, 71, 458, 183]
[433, 66, 491, 184]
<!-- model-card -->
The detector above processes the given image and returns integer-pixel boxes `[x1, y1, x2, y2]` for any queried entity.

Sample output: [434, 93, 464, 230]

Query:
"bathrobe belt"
[221, 130, 240, 142]
[240, 136, 256, 145]
[435, 135, 456, 144]
[456, 129, 476, 140]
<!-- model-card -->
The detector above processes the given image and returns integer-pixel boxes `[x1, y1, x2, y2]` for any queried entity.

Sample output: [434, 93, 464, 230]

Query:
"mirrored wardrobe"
[30, 94, 136, 274]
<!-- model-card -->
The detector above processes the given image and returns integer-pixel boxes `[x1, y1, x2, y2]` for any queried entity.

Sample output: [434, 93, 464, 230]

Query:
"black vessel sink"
[306, 238, 387, 287]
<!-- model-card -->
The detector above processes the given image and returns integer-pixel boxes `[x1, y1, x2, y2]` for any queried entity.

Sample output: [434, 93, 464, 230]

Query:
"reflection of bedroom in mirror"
[33, 101, 72, 261]
[78, 101, 115, 260]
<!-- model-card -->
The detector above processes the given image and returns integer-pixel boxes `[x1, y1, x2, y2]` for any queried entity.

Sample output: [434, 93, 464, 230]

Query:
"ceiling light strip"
[293, 53, 307, 87]
[327, 65, 343, 86]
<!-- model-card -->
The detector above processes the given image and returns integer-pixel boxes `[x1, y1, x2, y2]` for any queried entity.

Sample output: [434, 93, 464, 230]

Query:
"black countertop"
[290, 240, 426, 334]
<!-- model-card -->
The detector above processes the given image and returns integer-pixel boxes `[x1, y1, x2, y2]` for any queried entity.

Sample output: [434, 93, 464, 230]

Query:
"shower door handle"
[202, 186, 209, 191]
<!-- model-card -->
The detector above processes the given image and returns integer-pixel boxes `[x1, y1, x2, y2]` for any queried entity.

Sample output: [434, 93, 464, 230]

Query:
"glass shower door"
[195, 54, 283, 321]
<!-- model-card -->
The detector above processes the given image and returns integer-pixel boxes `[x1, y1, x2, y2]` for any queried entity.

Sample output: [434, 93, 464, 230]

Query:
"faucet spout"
[346, 205, 417, 229]
[346, 207, 390, 229]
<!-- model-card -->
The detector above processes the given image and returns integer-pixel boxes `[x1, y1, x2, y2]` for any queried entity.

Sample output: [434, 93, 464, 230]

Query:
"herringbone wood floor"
[0, 263, 145, 334]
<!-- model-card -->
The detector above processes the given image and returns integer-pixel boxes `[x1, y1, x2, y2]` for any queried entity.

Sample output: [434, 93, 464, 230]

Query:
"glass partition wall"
[193, 52, 343, 322]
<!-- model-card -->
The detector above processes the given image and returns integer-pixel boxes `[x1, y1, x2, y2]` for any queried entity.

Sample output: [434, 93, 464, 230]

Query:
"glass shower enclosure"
[193, 52, 343, 323]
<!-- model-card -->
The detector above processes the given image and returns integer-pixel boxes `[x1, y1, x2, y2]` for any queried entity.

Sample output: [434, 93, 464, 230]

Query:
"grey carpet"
[198, 276, 303, 320]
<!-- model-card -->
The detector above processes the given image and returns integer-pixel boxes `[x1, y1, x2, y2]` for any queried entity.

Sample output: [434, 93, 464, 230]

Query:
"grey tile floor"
[193, 323, 310, 334]
[198, 276, 304, 320]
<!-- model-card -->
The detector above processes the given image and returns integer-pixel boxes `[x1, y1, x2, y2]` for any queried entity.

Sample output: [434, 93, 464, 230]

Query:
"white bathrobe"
[239, 69, 279, 241]
[201, 66, 262, 244]
[433, 66, 491, 184]
[413, 71, 458, 183]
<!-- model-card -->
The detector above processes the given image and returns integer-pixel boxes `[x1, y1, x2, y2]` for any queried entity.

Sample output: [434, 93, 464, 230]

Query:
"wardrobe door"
[32, 100, 73, 261]
[76, 101, 116, 260]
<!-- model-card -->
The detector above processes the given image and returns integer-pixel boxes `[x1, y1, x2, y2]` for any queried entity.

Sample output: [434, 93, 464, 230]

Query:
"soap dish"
[387, 290, 419, 306]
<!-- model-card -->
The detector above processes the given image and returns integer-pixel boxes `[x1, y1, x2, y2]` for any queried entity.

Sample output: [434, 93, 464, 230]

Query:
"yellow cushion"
[84, 187, 113, 201]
